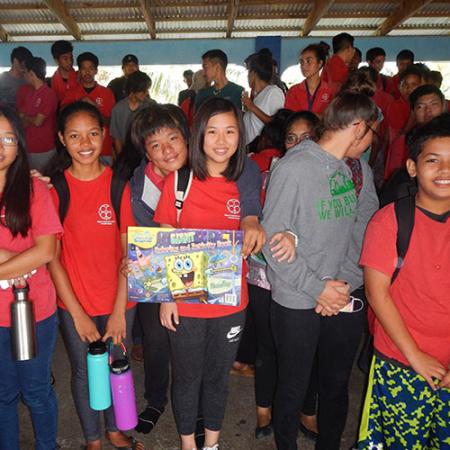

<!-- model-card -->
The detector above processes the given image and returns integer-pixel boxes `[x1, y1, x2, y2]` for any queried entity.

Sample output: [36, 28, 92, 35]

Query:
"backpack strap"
[110, 171, 127, 230]
[392, 194, 416, 283]
[174, 165, 193, 225]
[51, 172, 70, 223]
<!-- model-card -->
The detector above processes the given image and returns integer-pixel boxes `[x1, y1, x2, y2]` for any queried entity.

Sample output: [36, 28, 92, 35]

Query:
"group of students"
[0, 31, 448, 450]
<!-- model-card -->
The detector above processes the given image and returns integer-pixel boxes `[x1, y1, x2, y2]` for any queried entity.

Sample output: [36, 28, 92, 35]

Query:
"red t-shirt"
[284, 80, 334, 115]
[16, 83, 58, 153]
[61, 84, 116, 156]
[50, 167, 136, 316]
[384, 135, 407, 181]
[154, 173, 248, 319]
[360, 204, 450, 367]
[51, 69, 80, 104]
[321, 55, 349, 91]
[0, 179, 63, 327]
[388, 73, 401, 99]
[385, 97, 410, 136]
[250, 148, 282, 204]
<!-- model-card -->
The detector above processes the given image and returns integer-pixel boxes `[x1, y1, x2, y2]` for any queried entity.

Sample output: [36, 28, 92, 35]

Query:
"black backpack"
[52, 170, 127, 228]
[173, 165, 193, 225]
[392, 194, 416, 282]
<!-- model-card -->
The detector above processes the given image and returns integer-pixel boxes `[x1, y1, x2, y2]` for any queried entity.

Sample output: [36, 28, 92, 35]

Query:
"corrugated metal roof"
[157, 32, 227, 39]
[0, 1, 449, 40]
[234, 18, 305, 30]
[389, 29, 449, 36]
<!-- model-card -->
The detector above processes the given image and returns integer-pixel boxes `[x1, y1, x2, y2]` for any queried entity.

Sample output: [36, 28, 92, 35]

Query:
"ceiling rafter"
[376, 0, 434, 36]
[301, 0, 336, 36]
[138, 0, 156, 39]
[227, 0, 240, 38]
[42, 0, 81, 40]
[0, 24, 9, 42]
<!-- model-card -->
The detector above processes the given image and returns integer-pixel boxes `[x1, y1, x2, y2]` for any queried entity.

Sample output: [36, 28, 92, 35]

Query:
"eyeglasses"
[285, 133, 311, 147]
[351, 121, 380, 139]
[0, 136, 18, 146]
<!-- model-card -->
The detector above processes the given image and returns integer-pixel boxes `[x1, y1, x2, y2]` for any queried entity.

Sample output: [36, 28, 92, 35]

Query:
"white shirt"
[243, 84, 285, 145]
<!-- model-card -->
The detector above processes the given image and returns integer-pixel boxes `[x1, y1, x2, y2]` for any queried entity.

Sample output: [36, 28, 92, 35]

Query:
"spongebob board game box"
[127, 227, 243, 306]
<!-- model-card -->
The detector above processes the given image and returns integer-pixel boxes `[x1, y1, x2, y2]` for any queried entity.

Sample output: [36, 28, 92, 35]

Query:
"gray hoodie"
[262, 139, 358, 310]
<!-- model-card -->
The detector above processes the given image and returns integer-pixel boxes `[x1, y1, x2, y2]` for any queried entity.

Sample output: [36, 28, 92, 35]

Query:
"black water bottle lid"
[13, 284, 29, 301]
[110, 357, 130, 374]
[88, 340, 107, 355]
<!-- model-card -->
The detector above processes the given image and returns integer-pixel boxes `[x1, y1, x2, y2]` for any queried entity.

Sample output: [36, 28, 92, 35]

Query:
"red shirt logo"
[97, 203, 114, 225]
[225, 198, 240, 220]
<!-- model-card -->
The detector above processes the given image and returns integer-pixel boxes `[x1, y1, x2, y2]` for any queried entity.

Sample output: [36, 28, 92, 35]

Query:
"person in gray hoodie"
[262, 92, 378, 450]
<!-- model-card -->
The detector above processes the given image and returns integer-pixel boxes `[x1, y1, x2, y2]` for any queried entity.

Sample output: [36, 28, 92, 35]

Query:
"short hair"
[10, 46, 32, 64]
[322, 92, 378, 131]
[301, 42, 329, 67]
[408, 113, 450, 161]
[366, 47, 386, 62]
[353, 48, 362, 61]
[189, 97, 245, 181]
[183, 69, 194, 78]
[76, 52, 99, 69]
[426, 70, 443, 87]
[332, 33, 354, 54]
[399, 65, 423, 83]
[396, 49, 414, 62]
[25, 56, 46, 81]
[202, 49, 228, 71]
[130, 104, 189, 156]
[246, 49, 273, 83]
[409, 84, 445, 109]
[125, 71, 152, 95]
[51, 40, 73, 59]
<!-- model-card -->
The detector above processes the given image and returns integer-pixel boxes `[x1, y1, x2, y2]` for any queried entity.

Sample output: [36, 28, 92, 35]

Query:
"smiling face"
[203, 111, 239, 177]
[58, 111, 103, 167]
[144, 127, 188, 177]
[407, 137, 450, 211]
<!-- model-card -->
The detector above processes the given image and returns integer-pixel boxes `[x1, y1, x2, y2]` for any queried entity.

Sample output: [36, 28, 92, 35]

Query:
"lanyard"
[305, 80, 321, 112]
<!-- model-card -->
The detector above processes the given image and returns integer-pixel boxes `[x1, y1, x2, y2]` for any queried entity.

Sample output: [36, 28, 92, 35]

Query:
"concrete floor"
[19, 335, 367, 450]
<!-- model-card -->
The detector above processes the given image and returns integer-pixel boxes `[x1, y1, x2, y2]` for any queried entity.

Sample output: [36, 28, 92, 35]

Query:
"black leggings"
[271, 292, 365, 450]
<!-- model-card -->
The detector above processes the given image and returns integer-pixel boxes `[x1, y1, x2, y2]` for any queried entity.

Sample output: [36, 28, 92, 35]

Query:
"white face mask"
[339, 296, 364, 313]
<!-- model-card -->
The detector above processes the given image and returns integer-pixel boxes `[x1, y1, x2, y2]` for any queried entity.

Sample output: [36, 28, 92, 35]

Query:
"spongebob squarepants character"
[164, 252, 209, 303]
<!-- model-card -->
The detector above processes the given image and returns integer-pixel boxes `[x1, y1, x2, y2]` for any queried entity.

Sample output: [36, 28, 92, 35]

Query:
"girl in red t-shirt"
[0, 106, 62, 450]
[46, 102, 143, 450]
[154, 97, 251, 450]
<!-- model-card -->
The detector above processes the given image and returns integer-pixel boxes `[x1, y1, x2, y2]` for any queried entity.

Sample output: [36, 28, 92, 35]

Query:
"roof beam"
[227, 0, 239, 38]
[138, 0, 156, 39]
[0, 24, 9, 42]
[42, 0, 81, 40]
[301, 0, 336, 36]
[376, 0, 434, 36]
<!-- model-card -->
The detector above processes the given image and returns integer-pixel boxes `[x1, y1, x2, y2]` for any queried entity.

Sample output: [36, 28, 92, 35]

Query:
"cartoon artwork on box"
[127, 227, 243, 306]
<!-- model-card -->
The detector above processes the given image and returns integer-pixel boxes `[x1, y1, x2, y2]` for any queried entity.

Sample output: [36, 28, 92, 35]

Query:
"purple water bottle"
[109, 343, 138, 430]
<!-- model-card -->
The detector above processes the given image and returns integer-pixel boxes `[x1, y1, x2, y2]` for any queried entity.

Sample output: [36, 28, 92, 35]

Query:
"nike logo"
[227, 326, 243, 340]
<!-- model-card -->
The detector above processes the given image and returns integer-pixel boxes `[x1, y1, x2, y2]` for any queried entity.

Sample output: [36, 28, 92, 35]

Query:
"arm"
[48, 242, 100, 342]
[103, 233, 128, 344]
[262, 163, 348, 309]
[243, 97, 272, 124]
[365, 267, 446, 389]
[236, 158, 265, 256]
[0, 234, 56, 280]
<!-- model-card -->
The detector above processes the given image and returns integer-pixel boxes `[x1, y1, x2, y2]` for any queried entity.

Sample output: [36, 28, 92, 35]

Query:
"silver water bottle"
[11, 285, 37, 361]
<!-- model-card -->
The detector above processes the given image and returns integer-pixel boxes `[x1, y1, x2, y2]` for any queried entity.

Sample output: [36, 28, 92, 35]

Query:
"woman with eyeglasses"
[285, 43, 335, 116]
[0, 105, 62, 450]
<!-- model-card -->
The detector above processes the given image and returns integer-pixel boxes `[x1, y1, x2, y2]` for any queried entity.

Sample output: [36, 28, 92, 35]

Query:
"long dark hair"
[44, 101, 104, 179]
[0, 106, 32, 237]
[189, 97, 246, 181]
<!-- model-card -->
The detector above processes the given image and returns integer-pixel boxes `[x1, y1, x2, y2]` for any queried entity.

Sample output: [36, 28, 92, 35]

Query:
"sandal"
[106, 434, 145, 450]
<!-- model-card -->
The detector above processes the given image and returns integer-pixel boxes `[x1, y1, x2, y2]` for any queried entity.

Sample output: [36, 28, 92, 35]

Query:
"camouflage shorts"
[357, 355, 450, 450]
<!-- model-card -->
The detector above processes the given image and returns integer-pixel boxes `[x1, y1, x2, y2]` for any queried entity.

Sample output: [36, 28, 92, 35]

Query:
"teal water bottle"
[87, 340, 111, 410]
